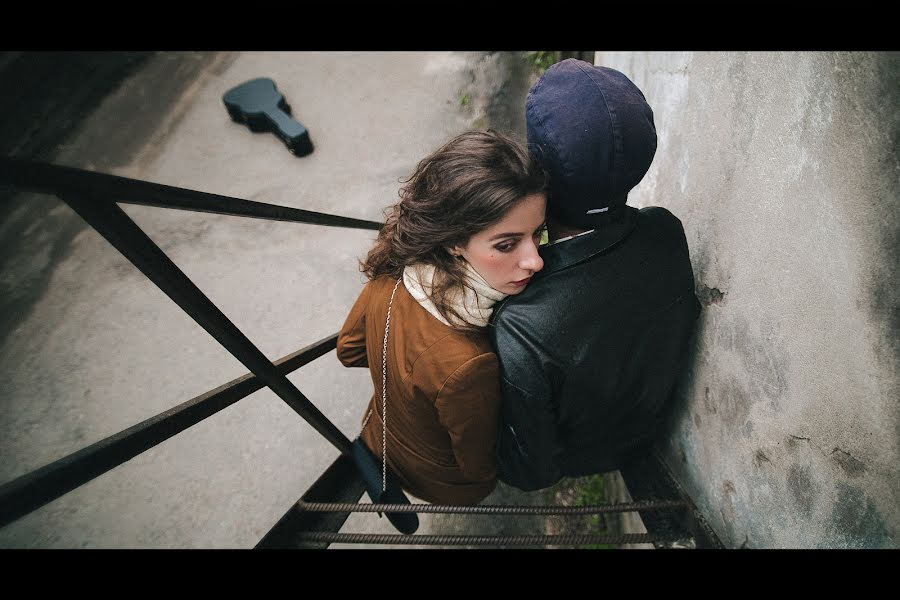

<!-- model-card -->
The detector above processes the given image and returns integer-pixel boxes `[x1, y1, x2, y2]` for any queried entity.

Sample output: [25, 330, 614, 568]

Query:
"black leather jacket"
[489, 205, 701, 491]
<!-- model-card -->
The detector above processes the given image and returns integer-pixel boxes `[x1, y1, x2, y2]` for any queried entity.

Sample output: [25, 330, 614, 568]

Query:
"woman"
[336, 130, 547, 505]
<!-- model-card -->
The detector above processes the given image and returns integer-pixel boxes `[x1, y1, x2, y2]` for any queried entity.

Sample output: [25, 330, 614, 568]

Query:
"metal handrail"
[0, 157, 382, 230]
[295, 499, 689, 515]
[0, 334, 337, 528]
[0, 158, 379, 533]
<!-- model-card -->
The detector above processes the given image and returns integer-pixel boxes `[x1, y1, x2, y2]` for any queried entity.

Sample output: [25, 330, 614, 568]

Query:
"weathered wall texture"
[595, 51, 899, 548]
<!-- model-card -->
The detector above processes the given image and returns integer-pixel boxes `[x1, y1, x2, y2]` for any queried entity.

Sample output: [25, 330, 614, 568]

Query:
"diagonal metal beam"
[256, 452, 366, 549]
[0, 334, 337, 528]
[61, 192, 353, 454]
[619, 448, 724, 549]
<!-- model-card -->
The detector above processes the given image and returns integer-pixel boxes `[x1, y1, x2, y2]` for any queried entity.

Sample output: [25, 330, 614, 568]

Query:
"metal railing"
[0, 157, 722, 548]
[0, 156, 379, 535]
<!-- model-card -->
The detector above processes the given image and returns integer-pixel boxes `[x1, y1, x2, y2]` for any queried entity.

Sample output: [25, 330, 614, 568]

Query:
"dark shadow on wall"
[0, 52, 150, 346]
[653, 315, 705, 467]
[0, 52, 229, 347]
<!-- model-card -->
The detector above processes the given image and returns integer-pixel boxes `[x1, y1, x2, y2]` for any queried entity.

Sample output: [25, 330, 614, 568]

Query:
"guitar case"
[223, 77, 313, 156]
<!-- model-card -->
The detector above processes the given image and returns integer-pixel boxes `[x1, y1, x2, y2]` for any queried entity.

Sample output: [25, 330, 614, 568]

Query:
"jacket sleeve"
[336, 282, 371, 368]
[490, 308, 562, 491]
[433, 353, 501, 483]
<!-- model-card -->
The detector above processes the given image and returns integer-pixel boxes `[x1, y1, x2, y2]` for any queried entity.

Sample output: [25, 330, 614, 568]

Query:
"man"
[490, 59, 701, 491]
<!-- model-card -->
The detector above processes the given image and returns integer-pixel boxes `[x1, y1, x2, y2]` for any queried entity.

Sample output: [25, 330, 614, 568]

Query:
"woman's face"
[452, 193, 547, 295]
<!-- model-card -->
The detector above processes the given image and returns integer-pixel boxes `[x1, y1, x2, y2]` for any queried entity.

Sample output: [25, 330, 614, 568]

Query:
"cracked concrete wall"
[594, 52, 899, 548]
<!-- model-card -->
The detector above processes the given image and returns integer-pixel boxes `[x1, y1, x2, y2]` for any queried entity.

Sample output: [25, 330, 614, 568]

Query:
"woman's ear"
[445, 245, 464, 259]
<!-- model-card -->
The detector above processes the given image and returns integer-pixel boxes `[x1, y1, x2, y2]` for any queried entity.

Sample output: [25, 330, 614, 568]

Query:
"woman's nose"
[520, 241, 544, 273]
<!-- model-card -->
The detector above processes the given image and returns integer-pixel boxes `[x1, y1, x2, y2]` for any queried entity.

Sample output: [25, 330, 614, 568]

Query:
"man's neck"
[547, 221, 590, 242]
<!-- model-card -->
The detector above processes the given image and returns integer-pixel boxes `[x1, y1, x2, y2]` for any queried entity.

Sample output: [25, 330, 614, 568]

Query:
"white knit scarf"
[402, 261, 508, 328]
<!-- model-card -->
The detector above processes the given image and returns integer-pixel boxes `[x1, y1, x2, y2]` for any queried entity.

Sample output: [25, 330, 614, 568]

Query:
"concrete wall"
[594, 52, 899, 548]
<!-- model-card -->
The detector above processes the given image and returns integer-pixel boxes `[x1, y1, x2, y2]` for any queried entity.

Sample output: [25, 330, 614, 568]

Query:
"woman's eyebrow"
[488, 231, 525, 241]
[488, 223, 546, 242]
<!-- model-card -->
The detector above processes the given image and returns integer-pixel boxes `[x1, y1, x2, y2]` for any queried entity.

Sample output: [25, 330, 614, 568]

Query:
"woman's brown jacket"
[337, 275, 500, 505]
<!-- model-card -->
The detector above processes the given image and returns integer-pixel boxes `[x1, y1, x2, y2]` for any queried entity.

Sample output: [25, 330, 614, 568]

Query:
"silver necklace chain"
[360, 277, 402, 493]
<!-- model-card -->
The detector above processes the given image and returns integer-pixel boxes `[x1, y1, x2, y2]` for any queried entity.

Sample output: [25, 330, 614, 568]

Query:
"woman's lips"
[511, 277, 532, 287]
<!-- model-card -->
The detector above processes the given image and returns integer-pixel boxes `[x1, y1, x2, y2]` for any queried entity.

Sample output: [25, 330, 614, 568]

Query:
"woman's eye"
[495, 241, 515, 253]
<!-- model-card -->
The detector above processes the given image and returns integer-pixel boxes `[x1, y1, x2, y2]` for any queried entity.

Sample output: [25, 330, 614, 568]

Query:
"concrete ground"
[0, 51, 601, 549]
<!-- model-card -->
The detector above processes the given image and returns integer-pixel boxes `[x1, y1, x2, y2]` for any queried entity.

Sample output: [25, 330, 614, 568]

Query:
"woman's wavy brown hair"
[361, 129, 548, 329]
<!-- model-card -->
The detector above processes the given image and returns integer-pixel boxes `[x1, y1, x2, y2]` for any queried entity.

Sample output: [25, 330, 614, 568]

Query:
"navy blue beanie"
[526, 59, 657, 230]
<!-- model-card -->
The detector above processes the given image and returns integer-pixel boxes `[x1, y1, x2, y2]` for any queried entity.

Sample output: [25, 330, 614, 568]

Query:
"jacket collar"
[535, 206, 640, 279]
